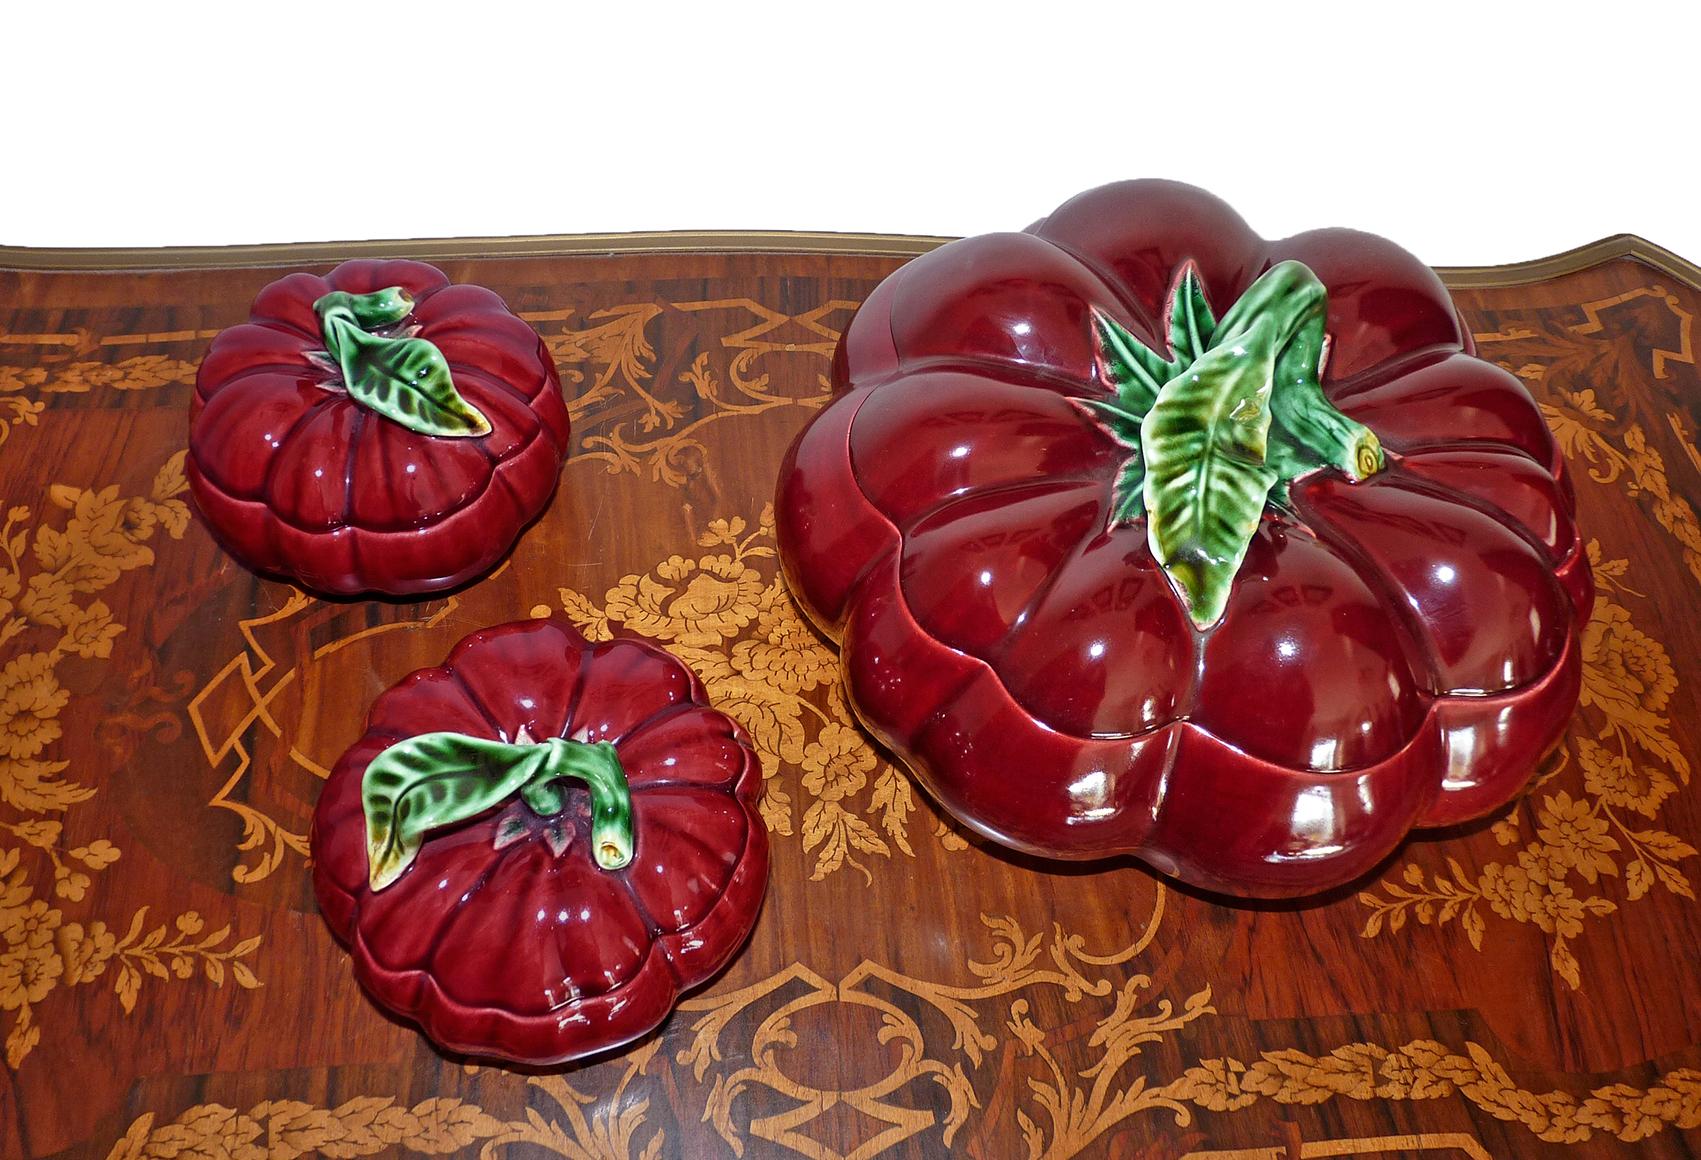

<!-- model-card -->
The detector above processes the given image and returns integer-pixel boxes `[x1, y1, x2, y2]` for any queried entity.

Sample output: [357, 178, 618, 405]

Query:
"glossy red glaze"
[188, 260, 570, 596]
[310, 618, 768, 1065]
[776, 180, 1592, 898]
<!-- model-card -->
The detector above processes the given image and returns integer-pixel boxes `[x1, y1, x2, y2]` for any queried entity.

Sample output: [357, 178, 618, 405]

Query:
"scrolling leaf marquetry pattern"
[1162, 1040, 1701, 1147]
[530, 297, 849, 487]
[97, 906, 1701, 1157]
[674, 893, 1212, 1160]
[0, 357, 197, 449]
[102, 1043, 672, 1160]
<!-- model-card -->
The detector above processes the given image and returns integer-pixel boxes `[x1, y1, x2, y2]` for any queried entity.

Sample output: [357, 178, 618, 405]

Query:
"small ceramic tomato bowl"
[776, 179, 1591, 899]
[188, 259, 569, 597]
[310, 618, 769, 1065]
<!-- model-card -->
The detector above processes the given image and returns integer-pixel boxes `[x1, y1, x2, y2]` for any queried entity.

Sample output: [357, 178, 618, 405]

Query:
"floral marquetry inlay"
[0, 452, 263, 1067]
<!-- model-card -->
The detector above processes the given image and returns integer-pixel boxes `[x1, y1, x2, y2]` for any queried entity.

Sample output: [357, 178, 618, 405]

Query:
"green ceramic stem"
[312, 287, 492, 438]
[1156, 261, 1383, 486]
[1087, 261, 1384, 629]
[519, 739, 635, 871]
[361, 732, 634, 892]
[319, 286, 414, 330]
[1252, 263, 1385, 487]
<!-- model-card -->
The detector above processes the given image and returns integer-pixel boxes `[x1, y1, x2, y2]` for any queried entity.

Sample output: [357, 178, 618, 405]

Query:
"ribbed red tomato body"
[311, 618, 768, 1065]
[188, 259, 569, 596]
[777, 180, 1591, 898]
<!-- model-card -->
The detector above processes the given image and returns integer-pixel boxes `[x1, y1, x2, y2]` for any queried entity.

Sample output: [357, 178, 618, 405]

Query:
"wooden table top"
[3, 231, 1700, 1160]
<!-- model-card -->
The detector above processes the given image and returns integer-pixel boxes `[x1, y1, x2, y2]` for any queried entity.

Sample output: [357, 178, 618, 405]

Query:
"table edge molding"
[0, 231, 1696, 291]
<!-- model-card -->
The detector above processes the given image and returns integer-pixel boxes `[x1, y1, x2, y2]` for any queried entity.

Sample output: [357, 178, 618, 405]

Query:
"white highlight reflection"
[1309, 737, 1339, 771]
[1289, 785, 1345, 858]
[1067, 769, 1115, 822]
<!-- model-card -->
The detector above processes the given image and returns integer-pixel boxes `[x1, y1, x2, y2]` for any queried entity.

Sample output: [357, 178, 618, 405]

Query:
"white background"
[3, 1, 1697, 267]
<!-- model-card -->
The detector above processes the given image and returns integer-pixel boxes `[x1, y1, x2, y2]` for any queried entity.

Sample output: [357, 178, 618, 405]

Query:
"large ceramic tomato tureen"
[776, 181, 1590, 897]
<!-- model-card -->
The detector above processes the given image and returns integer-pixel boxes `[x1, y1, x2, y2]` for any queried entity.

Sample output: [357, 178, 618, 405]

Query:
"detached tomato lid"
[311, 618, 769, 1065]
[777, 180, 1591, 897]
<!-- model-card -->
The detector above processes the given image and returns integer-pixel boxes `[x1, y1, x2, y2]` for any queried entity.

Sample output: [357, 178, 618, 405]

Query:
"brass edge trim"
[1437, 233, 1701, 291]
[0, 229, 957, 271]
[0, 229, 1696, 292]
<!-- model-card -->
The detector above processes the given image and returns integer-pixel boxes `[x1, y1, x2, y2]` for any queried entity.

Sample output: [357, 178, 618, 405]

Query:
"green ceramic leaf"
[362, 732, 551, 891]
[1140, 342, 1280, 630]
[1079, 259, 1383, 621]
[1085, 271, 1220, 467]
[340, 330, 492, 437]
[360, 730, 636, 891]
[314, 288, 492, 439]
[1077, 398, 1147, 524]
[1084, 299, 1198, 527]
[1107, 462, 1148, 525]
[1092, 308, 1170, 416]
[1166, 267, 1215, 367]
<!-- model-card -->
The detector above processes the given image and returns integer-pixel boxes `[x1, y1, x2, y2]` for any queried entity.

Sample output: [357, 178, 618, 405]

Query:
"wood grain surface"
[1, 237, 1699, 1159]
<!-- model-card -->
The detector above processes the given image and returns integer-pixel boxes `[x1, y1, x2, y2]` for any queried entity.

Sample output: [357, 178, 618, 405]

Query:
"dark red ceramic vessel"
[311, 618, 768, 1065]
[188, 259, 569, 596]
[775, 180, 1592, 898]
